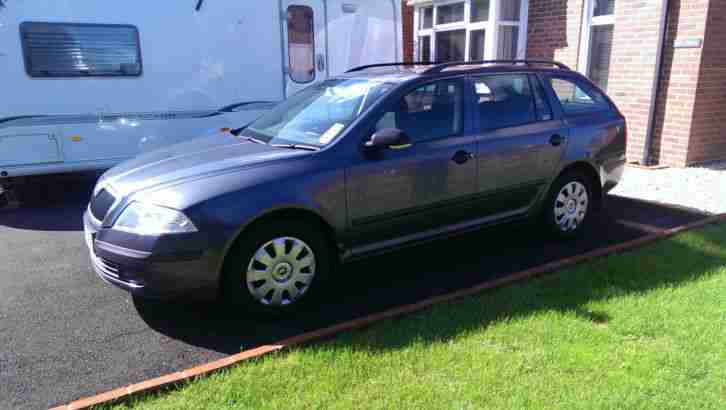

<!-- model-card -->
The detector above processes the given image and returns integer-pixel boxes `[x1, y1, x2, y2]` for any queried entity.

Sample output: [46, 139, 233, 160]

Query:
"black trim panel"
[352, 179, 547, 227]
[344, 208, 528, 262]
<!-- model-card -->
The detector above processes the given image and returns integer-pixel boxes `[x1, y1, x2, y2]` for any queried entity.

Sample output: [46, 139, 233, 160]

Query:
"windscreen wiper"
[245, 136, 268, 145]
[270, 143, 320, 152]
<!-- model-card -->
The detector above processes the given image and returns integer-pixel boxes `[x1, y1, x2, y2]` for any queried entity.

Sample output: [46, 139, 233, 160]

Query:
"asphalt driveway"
[0, 175, 709, 410]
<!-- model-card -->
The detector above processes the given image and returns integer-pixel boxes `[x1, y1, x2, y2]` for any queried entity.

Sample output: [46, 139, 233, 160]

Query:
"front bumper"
[84, 211, 220, 299]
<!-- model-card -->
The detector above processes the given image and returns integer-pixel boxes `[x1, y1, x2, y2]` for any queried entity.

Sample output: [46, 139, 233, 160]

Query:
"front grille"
[90, 188, 116, 221]
[96, 256, 122, 277]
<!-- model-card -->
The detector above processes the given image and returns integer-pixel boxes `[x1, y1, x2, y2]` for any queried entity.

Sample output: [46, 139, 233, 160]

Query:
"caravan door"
[282, 1, 327, 97]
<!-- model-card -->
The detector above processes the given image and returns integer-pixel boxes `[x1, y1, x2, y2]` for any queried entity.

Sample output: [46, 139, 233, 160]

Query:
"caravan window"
[287, 5, 315, 84]
[20, 22, 142, 78]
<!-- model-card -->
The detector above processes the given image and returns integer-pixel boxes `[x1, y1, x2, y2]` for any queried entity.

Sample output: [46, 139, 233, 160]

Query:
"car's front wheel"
[222, 220, 332, 314]
[542, 171, 594, 237]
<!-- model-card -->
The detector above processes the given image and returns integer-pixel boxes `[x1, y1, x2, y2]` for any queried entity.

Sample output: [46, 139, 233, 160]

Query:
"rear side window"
[548, 77, 610, 115]
[473, 74, 536, 130]
[287, 5, 315, 84]
[530, 75, 553, 121]
[20, 22, 142, 78]
[375, 79, 464, 143]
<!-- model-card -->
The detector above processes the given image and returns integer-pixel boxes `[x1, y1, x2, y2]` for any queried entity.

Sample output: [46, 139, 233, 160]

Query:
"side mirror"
[364, 128, 411, 150]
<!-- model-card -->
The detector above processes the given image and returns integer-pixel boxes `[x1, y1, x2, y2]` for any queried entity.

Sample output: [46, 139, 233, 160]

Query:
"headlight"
[113, 202, 197, 235]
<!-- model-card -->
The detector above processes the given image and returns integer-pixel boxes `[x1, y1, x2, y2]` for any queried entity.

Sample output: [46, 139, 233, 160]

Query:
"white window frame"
[577, 0, 615, 78]
[413, 0, 529, 63]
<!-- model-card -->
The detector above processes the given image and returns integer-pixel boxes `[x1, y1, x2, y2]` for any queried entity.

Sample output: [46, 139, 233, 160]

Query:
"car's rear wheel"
[222, 220, 332, 314]
[542, 171, 593, 237]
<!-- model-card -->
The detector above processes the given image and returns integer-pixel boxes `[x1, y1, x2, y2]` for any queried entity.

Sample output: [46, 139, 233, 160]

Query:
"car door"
[345, 78, 478, 248]
[282, 1, 328, 97]
[472, 73, 568, 218]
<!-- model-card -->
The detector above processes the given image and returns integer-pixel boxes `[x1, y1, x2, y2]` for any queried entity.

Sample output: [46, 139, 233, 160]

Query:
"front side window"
[548, 77, 610, 114]
[244, 79, 391, 147]
[473, 74, 536, 130]
[287, 5, 315, 84]
[375, 79, 464, 143]
[20, 22, 141, 78]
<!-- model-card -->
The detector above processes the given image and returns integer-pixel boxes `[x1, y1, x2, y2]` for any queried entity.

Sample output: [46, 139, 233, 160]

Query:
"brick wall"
[403, 3, 415, 62]
[526, 0, 584, 68]
[688, 0, 726, 164]
[608, 1, 665, 165]
[649, 0, 709, 166]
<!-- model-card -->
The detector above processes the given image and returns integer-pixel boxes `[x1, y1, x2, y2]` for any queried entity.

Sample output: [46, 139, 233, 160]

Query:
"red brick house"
[402, 0, 726, 167]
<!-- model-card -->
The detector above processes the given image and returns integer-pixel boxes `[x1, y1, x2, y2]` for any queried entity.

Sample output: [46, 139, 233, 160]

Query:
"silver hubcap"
[554, 181, 589, 232]
[246, 237, 316, 307]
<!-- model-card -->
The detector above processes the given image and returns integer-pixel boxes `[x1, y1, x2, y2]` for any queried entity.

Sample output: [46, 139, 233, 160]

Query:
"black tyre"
[542, 171, 594, 237]
[221, 219, 333, 314]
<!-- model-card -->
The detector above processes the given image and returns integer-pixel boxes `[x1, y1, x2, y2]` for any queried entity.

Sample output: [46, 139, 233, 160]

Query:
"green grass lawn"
[110, 223, 726, 410]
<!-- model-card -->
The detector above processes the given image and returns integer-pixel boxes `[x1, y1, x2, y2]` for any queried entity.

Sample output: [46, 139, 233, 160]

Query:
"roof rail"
[424, 59, 571, 74]
[346, 60, 571, 75]
[345, 62, 437, 73]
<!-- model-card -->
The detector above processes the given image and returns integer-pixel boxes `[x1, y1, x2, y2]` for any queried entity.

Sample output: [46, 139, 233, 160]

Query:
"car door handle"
[452, 150, 473, 165]
[550, 134, 565, 146]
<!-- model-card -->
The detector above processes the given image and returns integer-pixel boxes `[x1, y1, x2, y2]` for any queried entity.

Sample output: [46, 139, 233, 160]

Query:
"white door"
[282, 0, 327, 97]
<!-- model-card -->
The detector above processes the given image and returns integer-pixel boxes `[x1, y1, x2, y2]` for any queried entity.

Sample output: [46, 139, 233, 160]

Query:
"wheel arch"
[216, 206, 340, 287]
[557, 161, 603, 209]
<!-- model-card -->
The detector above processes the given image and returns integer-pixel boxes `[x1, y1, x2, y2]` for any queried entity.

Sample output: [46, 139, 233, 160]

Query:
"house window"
[414, 0, 528, 63]
[420, 6, 434, 29]
[497, 26, 519, 59]
[579, 0, 615, 90]
[436, 29, 467, 62]
[469, 29, 486, 61]
[436, 3, 465, 25]
[20, 22, 142, 78]
[471, 0, 490, 22]
[420, 35, 432, 62]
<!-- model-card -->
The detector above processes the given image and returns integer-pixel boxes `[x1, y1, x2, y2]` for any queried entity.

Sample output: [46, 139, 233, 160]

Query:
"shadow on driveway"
[0, 174, 96, 232]
[133, 195, 710, 355]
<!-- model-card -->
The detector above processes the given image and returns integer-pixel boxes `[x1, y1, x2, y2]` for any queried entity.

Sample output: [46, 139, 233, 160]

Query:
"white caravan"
[0, 0, 402, 182]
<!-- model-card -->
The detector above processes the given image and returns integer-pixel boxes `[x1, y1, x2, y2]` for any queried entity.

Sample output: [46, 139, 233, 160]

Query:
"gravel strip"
[610, 162, 726, 215]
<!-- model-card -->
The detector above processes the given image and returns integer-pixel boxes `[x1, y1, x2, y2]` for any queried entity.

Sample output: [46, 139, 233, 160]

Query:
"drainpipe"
[642, 0, 671, 165]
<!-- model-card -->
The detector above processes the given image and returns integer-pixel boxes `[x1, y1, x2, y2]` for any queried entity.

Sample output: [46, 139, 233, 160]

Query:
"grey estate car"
[84, 60, 626, 313]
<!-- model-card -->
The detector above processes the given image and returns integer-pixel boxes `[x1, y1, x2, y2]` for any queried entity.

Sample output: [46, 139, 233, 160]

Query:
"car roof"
[335, 60, 576, 83]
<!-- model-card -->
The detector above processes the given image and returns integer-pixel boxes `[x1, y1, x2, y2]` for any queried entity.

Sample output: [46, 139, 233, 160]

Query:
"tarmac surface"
[0, 175, 709, 409]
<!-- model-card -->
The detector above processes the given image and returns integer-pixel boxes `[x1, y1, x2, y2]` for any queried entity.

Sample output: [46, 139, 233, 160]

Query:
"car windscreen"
[243, 79, 392, 147]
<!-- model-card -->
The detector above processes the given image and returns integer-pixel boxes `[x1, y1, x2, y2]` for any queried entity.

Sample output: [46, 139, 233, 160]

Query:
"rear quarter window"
[548, 77, 611, 115]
